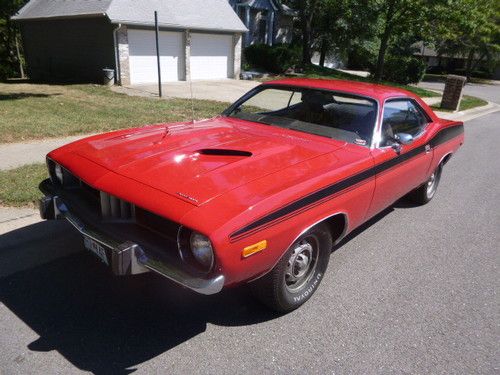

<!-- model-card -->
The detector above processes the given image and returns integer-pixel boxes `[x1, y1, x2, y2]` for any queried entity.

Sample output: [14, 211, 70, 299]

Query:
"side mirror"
[390, 133, 413, 154]
[394, 133, 413, 145]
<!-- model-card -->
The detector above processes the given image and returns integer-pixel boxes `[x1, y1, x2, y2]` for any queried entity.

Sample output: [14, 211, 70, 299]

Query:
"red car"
[39, 79, 464, 312]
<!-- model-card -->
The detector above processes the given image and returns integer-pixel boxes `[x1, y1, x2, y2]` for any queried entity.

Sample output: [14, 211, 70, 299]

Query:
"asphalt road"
[418, 81, 499, 103]
[1, 111, 499, 374]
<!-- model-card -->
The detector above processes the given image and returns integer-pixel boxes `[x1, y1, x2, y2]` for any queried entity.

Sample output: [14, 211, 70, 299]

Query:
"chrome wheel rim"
[285, 236, 319, 292]
[426, 171, 438, 198]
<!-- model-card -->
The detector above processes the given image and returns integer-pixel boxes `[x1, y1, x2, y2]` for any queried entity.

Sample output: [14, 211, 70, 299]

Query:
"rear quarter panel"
[428, 119, 465, 174]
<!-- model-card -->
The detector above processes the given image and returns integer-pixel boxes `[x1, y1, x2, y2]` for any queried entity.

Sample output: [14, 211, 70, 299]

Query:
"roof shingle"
[12, 0, 248, 32]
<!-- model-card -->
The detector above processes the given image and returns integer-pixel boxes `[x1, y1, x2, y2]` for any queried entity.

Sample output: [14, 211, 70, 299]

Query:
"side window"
[381, 99, 429, 146]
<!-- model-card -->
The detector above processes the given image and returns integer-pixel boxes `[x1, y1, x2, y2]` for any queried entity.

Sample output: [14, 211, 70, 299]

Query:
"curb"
[435, 101, 500, 122]
[0, 207, 40, 236]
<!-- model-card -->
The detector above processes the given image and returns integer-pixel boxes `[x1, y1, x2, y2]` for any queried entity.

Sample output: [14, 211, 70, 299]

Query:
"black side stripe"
[230, 124, 464, 241]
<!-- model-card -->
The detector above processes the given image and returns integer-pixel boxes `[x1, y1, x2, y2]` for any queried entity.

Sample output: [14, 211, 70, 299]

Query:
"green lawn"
[431, 95, 488, 112]
[0, 83, 228, 143]
[0, 163, 47, 207]
[261, 65, 440, 98]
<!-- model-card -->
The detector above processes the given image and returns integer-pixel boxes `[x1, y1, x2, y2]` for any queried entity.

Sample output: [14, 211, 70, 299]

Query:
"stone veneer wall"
[233, 33, 242, 79]
[116, 25, 130, 85]
[184, 30, 191, 81]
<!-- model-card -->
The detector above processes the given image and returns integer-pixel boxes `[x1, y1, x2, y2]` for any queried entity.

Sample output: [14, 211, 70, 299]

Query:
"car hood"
[71, 117, 343, 206]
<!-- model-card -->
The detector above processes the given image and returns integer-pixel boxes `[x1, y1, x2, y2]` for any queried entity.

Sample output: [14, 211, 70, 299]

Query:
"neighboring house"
[12, 0, 247, 84]
[228, 0, 295, 47]
[414, 42, 498, 77]
[415, 44, 468, 72]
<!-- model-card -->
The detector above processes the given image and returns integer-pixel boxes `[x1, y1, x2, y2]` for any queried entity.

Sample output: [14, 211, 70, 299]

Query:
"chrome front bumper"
[39, 180, 224, 295]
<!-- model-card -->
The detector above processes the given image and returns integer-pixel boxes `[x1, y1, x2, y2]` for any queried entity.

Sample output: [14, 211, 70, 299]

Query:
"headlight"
[54, 163, 64, 184]
[189, 232, 214, 270]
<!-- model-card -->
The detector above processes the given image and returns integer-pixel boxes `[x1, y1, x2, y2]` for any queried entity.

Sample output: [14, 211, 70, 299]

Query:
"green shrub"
[244, 44, 301, 73]
[347, 43, 377, 70]
[374, 56, 427, 84]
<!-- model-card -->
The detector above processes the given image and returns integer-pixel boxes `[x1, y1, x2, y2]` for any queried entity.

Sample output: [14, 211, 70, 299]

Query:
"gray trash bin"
[102, 68, 115, 86]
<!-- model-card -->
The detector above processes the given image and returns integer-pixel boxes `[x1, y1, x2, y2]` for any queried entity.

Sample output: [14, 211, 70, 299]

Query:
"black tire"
[408, 164, 443, 205]
[250, 223, 332, 312]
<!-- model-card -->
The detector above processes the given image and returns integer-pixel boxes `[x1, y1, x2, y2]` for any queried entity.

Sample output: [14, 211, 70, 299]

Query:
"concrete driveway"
[115, 79, 260, 103]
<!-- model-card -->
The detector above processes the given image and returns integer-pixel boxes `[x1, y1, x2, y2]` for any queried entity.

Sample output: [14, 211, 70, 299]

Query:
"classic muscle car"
[39, 79, 464, 312]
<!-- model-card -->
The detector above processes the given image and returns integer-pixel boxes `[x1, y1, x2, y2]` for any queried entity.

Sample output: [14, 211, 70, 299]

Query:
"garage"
[13, 0, 247, 84]
[128, 29, 184, 84]
[190, 33, 234, 80]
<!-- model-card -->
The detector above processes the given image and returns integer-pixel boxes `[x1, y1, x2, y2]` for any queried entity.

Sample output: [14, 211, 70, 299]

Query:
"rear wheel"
[408, 164, 442, 205]
[250, 223, 332, 312]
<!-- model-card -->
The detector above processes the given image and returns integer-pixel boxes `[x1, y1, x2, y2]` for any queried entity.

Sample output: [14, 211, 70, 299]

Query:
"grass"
[0, 163, 47, 207]
[0, 83, 228, 143]
[431, 95, 488, 112]
[260, 65, 440, 98]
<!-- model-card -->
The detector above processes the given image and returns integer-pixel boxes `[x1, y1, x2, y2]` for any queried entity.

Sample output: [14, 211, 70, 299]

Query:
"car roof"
[262, 78, 417, 102]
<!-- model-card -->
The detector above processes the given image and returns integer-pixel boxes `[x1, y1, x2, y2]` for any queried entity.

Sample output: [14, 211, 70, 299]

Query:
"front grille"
[135, 207, 180, 243]
[100, 191, 134, 221]
[55, 167, 181, 244]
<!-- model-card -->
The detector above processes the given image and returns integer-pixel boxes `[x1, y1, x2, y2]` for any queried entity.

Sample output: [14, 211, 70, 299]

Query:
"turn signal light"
[242, 240, 267, 258]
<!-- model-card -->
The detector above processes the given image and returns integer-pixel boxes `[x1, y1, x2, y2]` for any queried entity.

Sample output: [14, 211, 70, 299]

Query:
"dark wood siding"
[20, 17, 115, 83]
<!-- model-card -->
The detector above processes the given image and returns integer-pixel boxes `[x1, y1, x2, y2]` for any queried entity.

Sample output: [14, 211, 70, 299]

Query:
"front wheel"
[408, 164, 443, 205]
[250, 223, 332, 312]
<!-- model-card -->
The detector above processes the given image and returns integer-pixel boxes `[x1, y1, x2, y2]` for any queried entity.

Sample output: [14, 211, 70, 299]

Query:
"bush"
[244, 44, 301, 73]
[374, 56, 427, 84]
[347, 43, 377, 70]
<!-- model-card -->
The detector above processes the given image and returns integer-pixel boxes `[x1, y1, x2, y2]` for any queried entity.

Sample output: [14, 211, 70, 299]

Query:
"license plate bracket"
[83, 236, 109, 265]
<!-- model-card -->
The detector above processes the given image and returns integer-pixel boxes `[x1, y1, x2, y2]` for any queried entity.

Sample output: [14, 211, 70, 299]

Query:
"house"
[228, 0, 295, 47]
[414, 42, 498, 78]
[12, 0, 248, 84]
[414, 43, 468, 73]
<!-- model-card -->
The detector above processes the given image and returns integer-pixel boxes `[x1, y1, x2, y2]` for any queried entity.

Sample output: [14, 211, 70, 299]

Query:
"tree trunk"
[465, 48, 475, 80]
[374, 1, 396, 82]
[301, 15, 312, 67]
[15, 35, 25, 79]
[319, 39, 328, 67]
[374, 30, 390, 81]
[471, 51, 487, 73]
[299, 0, 319, 68]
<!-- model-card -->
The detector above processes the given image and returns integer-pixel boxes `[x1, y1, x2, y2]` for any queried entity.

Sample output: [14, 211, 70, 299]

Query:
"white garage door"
[128, 29, 184, 84]
[190, 33, 234, 80]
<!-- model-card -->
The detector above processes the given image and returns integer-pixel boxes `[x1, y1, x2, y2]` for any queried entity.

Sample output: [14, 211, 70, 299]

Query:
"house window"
[258, 18, 267, 44]
[237, 6, 245, 22]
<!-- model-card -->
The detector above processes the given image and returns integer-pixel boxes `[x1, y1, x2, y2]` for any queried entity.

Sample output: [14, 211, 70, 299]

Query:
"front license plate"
[83, 236, 109, 265]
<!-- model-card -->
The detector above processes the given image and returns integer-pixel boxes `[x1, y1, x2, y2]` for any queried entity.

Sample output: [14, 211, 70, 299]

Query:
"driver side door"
[366, 98, 433, 219]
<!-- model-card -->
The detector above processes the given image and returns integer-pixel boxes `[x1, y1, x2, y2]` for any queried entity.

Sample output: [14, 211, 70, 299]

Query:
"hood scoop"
[198, 149, 252, 157]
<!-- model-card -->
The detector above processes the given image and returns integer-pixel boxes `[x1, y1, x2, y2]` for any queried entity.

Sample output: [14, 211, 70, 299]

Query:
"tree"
[283, 0, 322, 67]
[0, 0, 28, 80]
[369, 0, 430, 81]
[433, 0, 499, 78]
[314, 0, 377, 68]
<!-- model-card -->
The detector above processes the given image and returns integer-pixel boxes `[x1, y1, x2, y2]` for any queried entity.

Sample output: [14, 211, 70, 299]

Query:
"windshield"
[225, 86, 378, 147]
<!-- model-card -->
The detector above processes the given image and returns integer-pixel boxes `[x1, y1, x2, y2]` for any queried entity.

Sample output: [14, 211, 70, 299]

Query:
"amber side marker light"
[242, 240, 268, 258]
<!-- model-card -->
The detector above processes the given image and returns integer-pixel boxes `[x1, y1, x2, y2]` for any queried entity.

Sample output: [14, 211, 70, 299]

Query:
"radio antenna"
[188, 31, 195, 124]
[189, 71, 195, 123]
